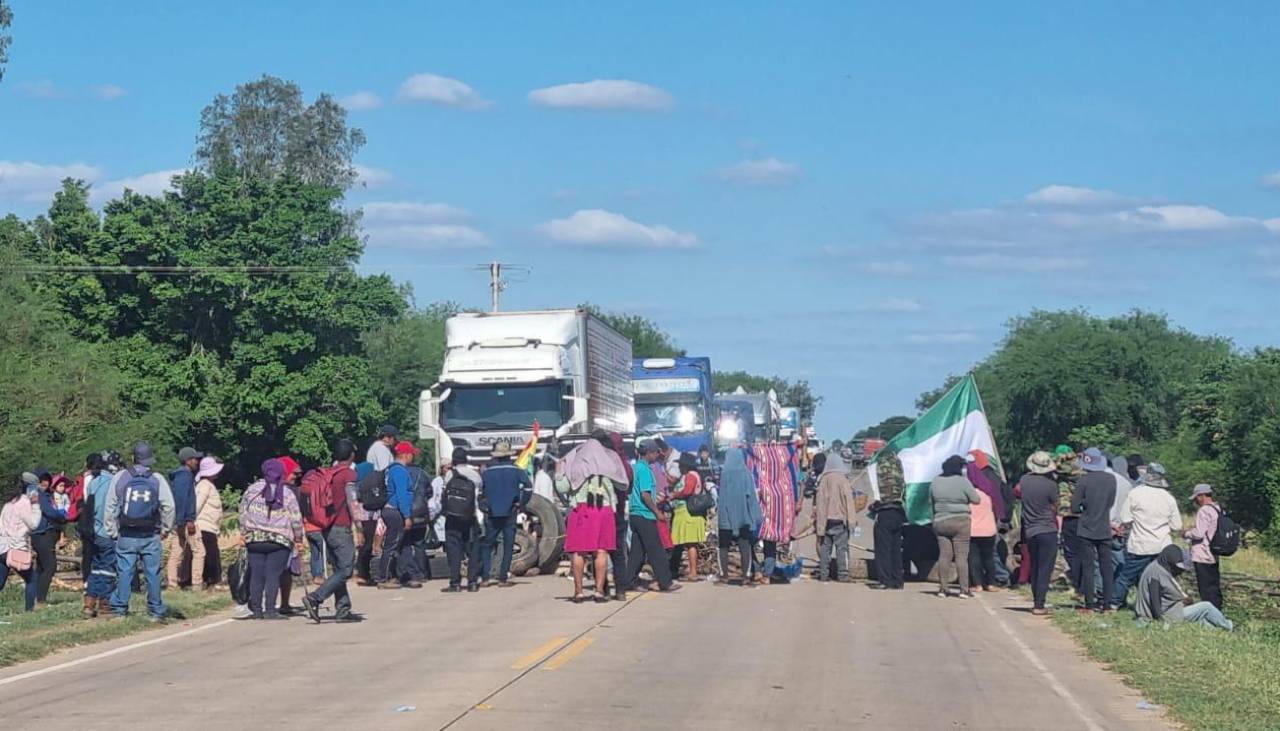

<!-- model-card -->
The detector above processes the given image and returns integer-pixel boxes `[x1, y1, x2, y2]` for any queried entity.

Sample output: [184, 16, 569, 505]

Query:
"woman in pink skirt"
[557, 440, 628, 603]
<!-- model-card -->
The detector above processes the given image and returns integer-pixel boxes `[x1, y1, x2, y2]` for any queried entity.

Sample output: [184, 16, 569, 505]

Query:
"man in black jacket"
[1071, 448, 1118, 612]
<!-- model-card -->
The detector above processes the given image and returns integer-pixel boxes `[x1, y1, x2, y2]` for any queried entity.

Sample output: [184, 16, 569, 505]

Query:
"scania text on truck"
[418, 308, 634, 575]
[631, 356, 714, 455]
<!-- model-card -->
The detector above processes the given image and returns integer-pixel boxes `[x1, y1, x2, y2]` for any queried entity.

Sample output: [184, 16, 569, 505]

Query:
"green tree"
[29, 172, 405, 482]
[363, 303, 459, 437]
[854, 415, 914, 442]
[581, 304, 685, 359]
[1219, 349, 1280, 541]
[0, 1, 11, 82]
[196, 75, 366, 190]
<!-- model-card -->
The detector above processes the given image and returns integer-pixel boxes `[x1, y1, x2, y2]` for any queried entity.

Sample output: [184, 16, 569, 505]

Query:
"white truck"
[419, 308, 634, 574]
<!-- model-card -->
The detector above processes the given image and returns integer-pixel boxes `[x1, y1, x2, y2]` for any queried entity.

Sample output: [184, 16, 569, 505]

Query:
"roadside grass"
[0, 583, 232, 669]
[1047, 542, 1280, 731]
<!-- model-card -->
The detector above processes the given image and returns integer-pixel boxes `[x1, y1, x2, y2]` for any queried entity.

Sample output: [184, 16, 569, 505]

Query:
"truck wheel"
[523, 494, 565, 576]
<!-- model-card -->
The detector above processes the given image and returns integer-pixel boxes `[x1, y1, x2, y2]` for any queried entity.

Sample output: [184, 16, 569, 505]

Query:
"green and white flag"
[869, 374, 1003, 525]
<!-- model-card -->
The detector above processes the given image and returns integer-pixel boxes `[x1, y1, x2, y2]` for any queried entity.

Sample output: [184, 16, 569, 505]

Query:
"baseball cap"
[1080, 447, 1106, 472]
[394, 440, 420, 456]
[378, 424, 400, 439]
[1190, 483, 1214, 501]
[133, 442, 156, 467]
[177, 446, 204, 462]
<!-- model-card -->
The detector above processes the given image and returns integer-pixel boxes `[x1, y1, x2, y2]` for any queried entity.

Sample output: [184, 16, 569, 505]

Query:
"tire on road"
[521, 494, 565, 576]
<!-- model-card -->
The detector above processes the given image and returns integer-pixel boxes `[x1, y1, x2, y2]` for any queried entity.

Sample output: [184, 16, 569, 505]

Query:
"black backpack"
[1209, 506, 1241, 556]
[408, 466, 433, 521]
[443, 473, 477, 520]
[358, 468, 388, 512]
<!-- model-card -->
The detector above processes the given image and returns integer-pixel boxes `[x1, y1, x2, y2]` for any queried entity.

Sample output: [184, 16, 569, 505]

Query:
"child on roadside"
[50, 475, 72, 519]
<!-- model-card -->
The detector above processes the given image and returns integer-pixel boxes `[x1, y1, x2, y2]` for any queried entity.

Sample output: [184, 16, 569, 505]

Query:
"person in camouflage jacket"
[870, 451, 907, 589]
[1054, 445, 1085, 595]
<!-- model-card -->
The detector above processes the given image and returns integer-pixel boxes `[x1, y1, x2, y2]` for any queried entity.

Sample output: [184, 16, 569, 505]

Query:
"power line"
[2, 263, 478, 276]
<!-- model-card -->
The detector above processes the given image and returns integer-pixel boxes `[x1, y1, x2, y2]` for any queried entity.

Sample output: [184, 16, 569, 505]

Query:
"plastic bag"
[226, 550, 250, 605]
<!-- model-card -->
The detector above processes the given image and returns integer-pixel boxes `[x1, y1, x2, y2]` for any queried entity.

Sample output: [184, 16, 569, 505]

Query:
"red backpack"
[300, 467, 339, 530]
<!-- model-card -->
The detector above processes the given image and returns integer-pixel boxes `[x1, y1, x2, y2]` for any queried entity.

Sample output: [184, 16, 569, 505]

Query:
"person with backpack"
[440, 448, 484, 593]
[104, 443, 176, 621]
[301, 439, 362, 623]
[479, 441, 533, 588]
[1184, 484, 1226, 609]
[165, 447, 202, 591]
[376, 441, 421, 589]
[403, 458, 433, 583]
[83, 451, 122, 616]
[238, 459, 304, 619]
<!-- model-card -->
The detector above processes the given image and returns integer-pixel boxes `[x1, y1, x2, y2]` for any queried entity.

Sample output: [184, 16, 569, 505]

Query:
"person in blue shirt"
[479, 442, 533, 587]
[624, 441, 679, 593]
[165, 446, 201, 590]
[378, 441, 421, 589]
[84, 451, 123, 617]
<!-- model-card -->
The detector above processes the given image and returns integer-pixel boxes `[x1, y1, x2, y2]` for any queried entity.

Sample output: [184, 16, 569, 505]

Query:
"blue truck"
[632, 357, 714, 454]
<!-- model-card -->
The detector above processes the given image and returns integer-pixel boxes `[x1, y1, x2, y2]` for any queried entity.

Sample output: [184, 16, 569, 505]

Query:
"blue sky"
[3, 2, 1279, 439]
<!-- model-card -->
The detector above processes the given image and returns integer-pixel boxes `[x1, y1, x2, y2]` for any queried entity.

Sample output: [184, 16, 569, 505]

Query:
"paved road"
[0, 574, 1173, 730]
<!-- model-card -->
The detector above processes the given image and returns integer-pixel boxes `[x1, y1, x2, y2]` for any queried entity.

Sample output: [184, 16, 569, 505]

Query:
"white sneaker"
[231, 604, 254, 620]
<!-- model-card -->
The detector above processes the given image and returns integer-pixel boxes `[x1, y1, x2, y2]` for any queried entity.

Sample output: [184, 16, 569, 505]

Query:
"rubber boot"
[97, 597, 111, 617]
[82, 595, 97, 619]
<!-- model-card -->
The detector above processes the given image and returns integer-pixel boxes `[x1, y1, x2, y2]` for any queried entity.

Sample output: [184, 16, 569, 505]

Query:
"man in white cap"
[1112, 462, 1181, 609]
[1184, 483, 1223, 609]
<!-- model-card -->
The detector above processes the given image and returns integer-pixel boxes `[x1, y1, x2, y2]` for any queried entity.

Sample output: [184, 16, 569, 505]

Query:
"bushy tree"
[854, 415, 914, 442]
[582, 304, 685, 359]
[196, 75, 366, 190]
[363, 303, 459, 438]
[714, 370, 822, 423]
[28, 173, 404, 481]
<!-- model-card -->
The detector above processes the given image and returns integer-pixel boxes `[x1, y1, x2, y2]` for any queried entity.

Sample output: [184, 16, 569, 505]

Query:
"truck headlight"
[718, 420, 739, 440]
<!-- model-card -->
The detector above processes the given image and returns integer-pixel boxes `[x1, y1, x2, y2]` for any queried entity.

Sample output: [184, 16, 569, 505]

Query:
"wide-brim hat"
[196, 457, 224, 480]
[1026, 450, 1055, 474]
[491, 441, 513, 458]
[1189, 483, 1213, 501]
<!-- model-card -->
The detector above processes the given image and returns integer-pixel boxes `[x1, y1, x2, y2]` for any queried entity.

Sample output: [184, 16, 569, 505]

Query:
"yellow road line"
[510, 637, 569, 670]
[542, 637, 595, 671]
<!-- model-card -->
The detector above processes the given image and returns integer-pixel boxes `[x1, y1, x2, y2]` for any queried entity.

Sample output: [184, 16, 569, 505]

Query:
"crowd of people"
[868, 444, 1235, 630]
[0, 425, 1237, 634]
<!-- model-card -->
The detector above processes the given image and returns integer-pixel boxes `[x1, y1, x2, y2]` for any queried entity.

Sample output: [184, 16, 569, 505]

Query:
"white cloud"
[943, 253, 1076, 273]
[354, 164, 394, 189]
[91, 169, 185, 202]
[360, 200, 485, 250]
[861, 260, 915, 277]
[717, 157, 801, 186]
[536, 209, 697, 249]
[903, 184, 1279, 250]
[0, 160, 103, 202]
[858, 298, 925, 314]
[361, 201, 470, 224]
[1262, 172, 1280, 190]
[528, 79, 674, 111]
[1024, 184, 1128, 207]
[365, 224, 488, 250]
[397, 73, 490, 109]
[92, 84, 126, 101]
[15, 80, 65, 100]
[902, 331, 981, 345]
[339, 91, 383, 111]
[15, 80, 126, 101]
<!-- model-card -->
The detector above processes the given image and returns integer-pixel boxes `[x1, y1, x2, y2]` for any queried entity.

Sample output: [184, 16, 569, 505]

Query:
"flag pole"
[969, 372, 1006, 482]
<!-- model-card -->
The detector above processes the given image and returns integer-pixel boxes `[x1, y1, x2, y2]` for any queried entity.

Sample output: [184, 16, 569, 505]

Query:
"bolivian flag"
[515, 420, 541, 470]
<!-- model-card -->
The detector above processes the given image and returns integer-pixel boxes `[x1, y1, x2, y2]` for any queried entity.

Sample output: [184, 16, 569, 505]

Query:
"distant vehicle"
[718, 387, 782, 443]
[713, 397, 756, 451]
[632, 356, 714, 455]
[778, 407, 800, 440]
[418, 308, 633, 575]
[850, 438, 886, 463]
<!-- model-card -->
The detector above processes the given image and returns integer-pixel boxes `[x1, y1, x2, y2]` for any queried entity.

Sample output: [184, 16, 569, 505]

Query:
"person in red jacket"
[301, 440, 362, 623]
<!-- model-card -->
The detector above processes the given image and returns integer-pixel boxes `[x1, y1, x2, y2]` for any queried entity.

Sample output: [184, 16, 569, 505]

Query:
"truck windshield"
[635, 400, 705, 434]
[441, 383, 565, 430]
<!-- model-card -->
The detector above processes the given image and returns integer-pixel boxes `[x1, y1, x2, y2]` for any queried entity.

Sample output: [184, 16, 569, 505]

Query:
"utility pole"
[489, 261, 504, 312]
[476, 261, 530, 312]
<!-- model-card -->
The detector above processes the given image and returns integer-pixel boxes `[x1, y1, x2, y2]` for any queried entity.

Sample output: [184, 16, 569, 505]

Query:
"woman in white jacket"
[0, 477, 43, 610]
